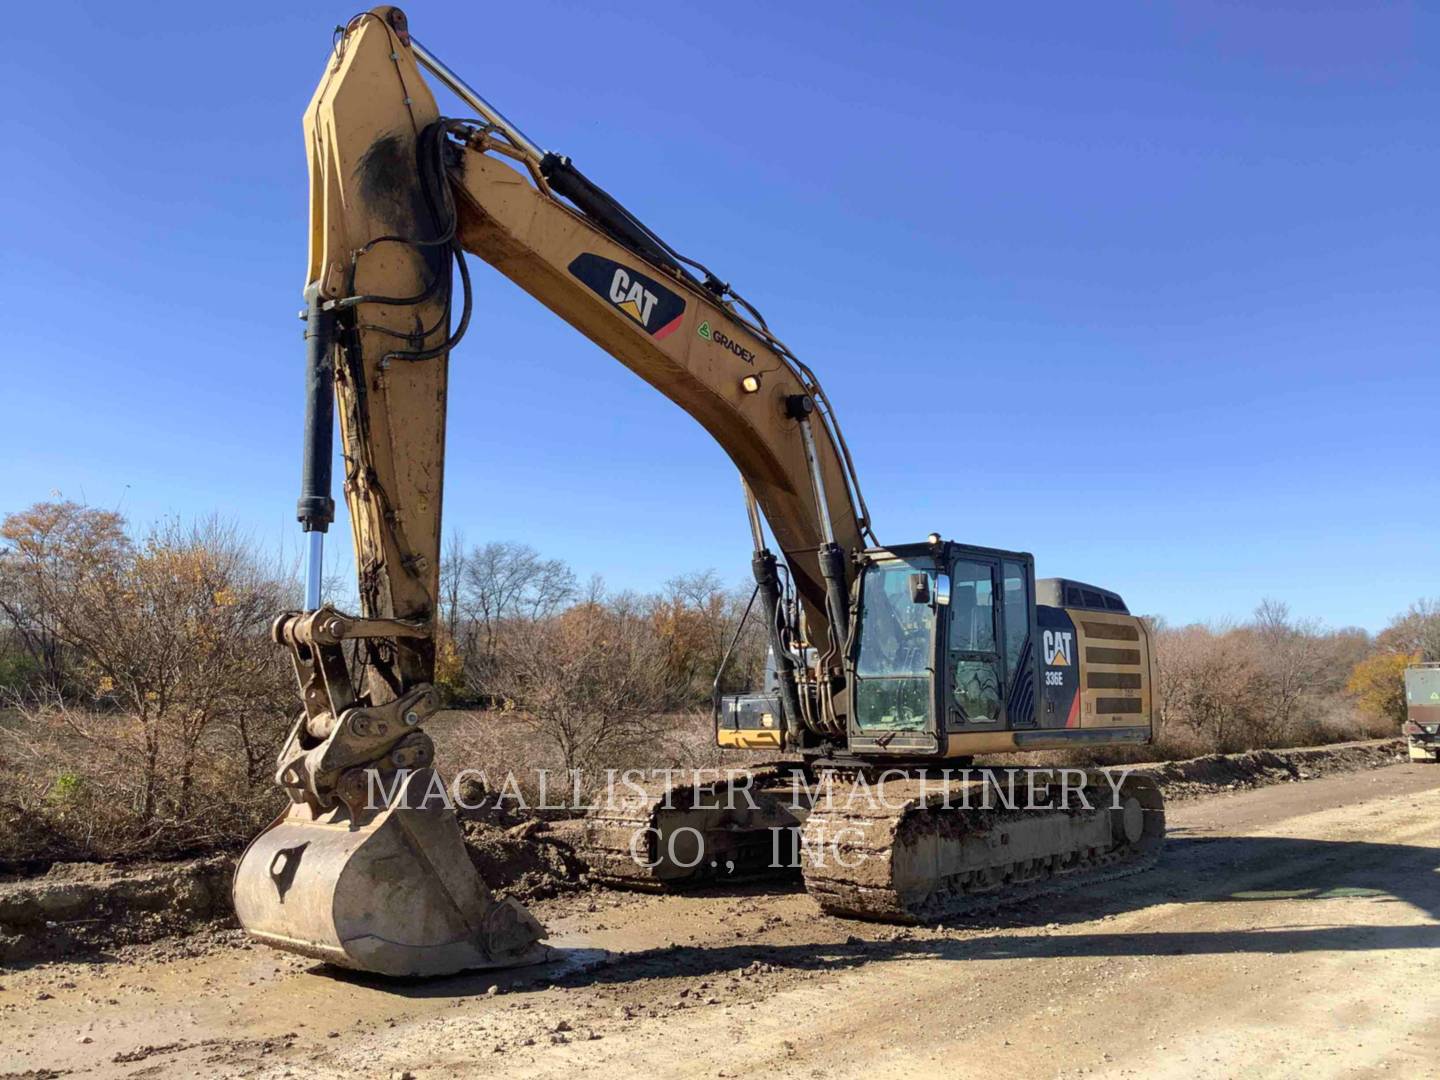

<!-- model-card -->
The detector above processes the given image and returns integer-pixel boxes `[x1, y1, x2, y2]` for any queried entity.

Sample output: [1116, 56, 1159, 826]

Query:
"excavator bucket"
[234, 770, 548, 977]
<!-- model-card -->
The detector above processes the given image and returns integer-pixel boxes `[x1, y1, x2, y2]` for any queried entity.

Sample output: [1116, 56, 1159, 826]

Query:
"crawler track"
[577, 766, 803, 889]
[800, 769, 1166, 922]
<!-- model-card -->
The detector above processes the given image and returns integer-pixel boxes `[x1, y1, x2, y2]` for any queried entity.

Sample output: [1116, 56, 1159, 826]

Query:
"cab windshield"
[853, 558, 935, 731]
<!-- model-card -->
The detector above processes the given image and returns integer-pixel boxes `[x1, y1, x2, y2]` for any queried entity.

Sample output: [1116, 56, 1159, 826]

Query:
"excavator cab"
[847, 542, 1038, 756]
[717, 540, 1045, 758]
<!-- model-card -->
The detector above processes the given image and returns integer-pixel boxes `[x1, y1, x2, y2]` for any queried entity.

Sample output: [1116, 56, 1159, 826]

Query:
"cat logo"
[567, 253, 686, 339]
[1043, 630, 1074, 667]
[609, 267, 658, 326]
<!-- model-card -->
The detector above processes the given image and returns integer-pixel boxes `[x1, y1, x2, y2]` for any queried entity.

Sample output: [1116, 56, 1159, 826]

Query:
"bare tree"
[1139, 614, 1179, 742]
[439, 529, 467, 643]
[464, 541, 577, 635]
[486, 583, 684, 772]
[1378, 599, 1440, 662]
[1248, 598, 1327, 744]
[652, 570, 728, 696]
[650, 570, 766, 700]
[1152, 621, 1270, 753]
[459, 541, 577, 698]
[1148, 604, 1391, 755]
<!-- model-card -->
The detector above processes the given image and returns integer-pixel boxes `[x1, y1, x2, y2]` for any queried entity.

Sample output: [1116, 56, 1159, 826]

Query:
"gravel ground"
[0, 748, 1435, 1079]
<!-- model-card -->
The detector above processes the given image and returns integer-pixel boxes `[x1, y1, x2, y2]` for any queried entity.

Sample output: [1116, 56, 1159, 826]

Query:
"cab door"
[847, 554, 944, 756]
[998, 556, 1039, 729]
[944, 557, 1006, 729]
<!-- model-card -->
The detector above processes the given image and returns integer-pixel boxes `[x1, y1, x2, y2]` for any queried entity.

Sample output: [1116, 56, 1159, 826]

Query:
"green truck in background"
[1403, 663, 1440, 762]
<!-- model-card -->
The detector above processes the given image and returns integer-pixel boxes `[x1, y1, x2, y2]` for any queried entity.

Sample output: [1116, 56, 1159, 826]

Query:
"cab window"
[853, 557, 935, 731]
[948, 560, 1001, 724]
[1002, 559, 1029, 676]
[948, 560, 995, 653]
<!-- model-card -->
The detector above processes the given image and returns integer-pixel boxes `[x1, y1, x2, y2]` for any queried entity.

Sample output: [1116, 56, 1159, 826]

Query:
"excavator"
[233, 7, 1165, 976]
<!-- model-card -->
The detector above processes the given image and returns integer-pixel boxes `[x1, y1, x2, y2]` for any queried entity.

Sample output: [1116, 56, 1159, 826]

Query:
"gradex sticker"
[697, 320, 758, 364]
[568, 253, 685, 339]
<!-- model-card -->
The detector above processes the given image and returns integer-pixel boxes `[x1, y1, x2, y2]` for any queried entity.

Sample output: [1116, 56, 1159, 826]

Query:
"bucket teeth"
[233, 769, 549, 976]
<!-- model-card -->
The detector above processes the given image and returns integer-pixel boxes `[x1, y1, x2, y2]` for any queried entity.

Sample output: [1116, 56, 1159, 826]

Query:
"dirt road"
[3, 762, 1437, 1079]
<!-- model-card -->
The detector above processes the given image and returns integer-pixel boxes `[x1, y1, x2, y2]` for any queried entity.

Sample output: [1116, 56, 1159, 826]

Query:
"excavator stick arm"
[305, 6, 450, 697]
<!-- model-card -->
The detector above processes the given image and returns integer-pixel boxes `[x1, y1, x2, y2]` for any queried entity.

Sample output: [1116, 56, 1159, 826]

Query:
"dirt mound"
[0, 814, 592, 965]
[459, 818, 590, 902]
[0, 856, 234, 965]
[1128, 738, 1407, 800]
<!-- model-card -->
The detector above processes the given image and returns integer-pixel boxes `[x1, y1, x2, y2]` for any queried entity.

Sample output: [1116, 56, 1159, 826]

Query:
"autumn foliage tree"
[1346, 651, 1413, 732]
[1342, 598, 1440, 733]
[650, 570, 766, 703]
[0, 503, 293, 841]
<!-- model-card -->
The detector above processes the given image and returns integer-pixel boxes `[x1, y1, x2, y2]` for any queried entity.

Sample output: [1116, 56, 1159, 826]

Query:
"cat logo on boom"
[609, 268, 657, 325]
[567, 253, 686, 339]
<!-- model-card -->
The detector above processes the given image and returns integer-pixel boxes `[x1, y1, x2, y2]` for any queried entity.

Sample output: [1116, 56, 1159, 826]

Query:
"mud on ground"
[1, 760, 1436, 1079]
[0, 857, 233, 966]
[0, 737, 1409, 967]
[459, 817, 591, 903]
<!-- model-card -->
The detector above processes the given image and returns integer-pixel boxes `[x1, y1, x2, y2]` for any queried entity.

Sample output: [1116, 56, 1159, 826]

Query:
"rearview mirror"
[908, 573, 931, 605]
[935, 573, 952, 606]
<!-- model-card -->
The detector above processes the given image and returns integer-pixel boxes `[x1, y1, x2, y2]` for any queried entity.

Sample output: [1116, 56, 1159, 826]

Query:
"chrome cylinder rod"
[410, 38, 545, 163]
[796, 415, 837, 547]
[304, 531, 324, 611]
[741, 476, 766, 552]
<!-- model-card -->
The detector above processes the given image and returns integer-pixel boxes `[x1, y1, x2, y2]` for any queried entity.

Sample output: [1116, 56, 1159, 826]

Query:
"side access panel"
[1071, 608, 1152, 731]
[1037, 605, 1082, 729]
[1022, 605, 1152, 751]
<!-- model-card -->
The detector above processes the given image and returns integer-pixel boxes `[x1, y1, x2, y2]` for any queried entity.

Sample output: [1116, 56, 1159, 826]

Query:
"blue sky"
[2, 2, 1434, 631]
